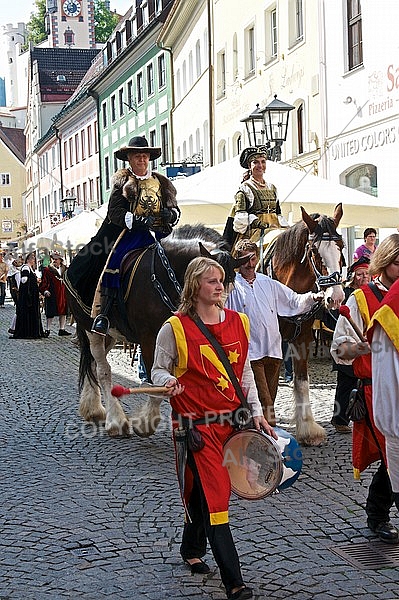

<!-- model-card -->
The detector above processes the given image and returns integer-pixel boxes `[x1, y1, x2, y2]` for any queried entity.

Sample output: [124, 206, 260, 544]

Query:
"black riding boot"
[91, 289, 116, 336]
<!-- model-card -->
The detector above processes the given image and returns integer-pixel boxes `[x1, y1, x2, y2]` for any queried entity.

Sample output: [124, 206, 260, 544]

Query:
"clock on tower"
[62, 0, 82, 17]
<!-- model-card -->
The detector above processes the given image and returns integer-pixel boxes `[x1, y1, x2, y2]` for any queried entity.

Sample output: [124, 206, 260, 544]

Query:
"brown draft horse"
[67, 224, 249, 438]
[271, 203, 345, 445]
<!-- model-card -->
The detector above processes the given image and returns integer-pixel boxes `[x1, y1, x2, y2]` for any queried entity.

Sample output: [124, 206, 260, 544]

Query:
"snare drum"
[223, 429, 283, 500]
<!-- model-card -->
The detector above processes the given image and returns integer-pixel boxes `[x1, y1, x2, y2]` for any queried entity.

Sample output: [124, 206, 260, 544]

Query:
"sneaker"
[58, 329, 72, 336]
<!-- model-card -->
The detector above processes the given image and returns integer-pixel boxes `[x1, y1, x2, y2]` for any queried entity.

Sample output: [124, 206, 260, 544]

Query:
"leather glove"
[131, 214, 155, 230]
[159, 207, 176, 224]
[251, 218, 269, 231]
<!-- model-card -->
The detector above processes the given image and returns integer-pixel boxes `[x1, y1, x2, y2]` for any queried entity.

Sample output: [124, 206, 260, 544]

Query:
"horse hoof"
[106, 420, 131, 437]
[131, 416, 161, 438]
[296, 423, 327, 447]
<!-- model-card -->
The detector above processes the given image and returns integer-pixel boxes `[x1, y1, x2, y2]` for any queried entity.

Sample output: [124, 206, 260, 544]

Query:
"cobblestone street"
[1, 296, 399, 600]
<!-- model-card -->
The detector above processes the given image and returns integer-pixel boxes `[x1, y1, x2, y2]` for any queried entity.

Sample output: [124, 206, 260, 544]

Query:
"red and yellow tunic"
[168, 309, 249, 525]
[352, 285, 387, 477]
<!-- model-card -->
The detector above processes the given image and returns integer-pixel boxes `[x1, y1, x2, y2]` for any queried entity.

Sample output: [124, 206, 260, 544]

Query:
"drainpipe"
[54, 126, 64, 201]
[157, 43, 175, 164]
[318, 0, 328, 179]
[207, 0, 214, 166]
[88, 90, 103, 205]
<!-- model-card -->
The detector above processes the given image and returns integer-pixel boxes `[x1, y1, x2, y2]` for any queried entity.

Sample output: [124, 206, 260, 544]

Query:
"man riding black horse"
[65, 136, 180, 336]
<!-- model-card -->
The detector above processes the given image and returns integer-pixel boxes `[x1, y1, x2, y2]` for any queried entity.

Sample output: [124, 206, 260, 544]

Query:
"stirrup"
[91, 315, 110, 336]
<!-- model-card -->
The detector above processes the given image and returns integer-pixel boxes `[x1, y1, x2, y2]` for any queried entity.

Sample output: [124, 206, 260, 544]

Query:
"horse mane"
[273, 221, 309, 271]
[162, 223, 230, 254]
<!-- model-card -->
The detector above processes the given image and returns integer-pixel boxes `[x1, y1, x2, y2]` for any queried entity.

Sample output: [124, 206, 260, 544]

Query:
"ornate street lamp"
[241, 95, 295, 161]
[240, 104, 266, 147]
[60, 195, 76, 219]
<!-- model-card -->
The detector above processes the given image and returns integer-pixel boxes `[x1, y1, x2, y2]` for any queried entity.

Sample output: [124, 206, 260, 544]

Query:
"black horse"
[66, 224, 249, 437]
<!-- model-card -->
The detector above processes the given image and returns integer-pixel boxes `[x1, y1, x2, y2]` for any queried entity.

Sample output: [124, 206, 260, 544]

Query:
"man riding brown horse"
[65, 136, 180, 336]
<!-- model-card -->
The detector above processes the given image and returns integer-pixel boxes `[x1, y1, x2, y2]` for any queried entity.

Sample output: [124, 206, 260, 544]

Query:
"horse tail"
[77, 325, 98, 392]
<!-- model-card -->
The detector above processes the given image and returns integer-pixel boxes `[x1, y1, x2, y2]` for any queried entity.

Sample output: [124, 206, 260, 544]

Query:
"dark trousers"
[366, 461, 394, 526]
[180, 452, 244, 596]
[0, 281, 5, 306]
[331, 369, 357, 426]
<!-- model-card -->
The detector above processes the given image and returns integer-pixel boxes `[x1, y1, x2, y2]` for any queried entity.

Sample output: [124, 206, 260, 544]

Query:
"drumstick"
[111, 384, 169, 397]
[339, 305, 367, 342]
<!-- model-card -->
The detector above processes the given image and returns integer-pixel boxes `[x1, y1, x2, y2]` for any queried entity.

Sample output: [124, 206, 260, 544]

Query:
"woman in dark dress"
[13, 252, 44, 340]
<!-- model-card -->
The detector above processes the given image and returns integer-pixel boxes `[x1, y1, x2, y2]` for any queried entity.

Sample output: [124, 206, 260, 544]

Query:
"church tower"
[46, 0, 96, 49]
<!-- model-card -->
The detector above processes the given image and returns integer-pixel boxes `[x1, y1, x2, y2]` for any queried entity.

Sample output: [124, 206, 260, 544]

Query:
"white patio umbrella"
[173, 157, 398, 230]
[21, 209, 105, 260]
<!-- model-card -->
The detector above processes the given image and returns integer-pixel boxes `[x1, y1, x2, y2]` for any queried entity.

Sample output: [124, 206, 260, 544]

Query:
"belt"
[361, 378, 372, 386]
[172, 410, 236, 428]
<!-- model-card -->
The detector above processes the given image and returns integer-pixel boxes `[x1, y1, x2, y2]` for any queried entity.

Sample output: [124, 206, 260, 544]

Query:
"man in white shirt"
[226, 239, 322, 425]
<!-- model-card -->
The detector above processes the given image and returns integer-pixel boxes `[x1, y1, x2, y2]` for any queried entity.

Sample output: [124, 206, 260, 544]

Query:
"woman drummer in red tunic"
[151, 256, 275, 600]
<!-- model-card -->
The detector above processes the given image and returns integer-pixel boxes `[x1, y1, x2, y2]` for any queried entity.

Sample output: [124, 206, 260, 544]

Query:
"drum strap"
[194, 316, 253, 429]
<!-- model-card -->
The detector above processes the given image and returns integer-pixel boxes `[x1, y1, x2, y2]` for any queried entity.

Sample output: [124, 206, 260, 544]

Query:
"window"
[296, 0, 304, 41]
[297, 103, 304, 154]
[119, 88, 124, 116]
[188, 51, 193, 87]
[63, 141, 69, 169]
[245, 26, 256, 76]
[102, 102, 107, 128]
[265, 6, 278, 63]
[0, 173, 10, 185]
[149, 130, 157, 167]
[127, 80, 134, 109]
[104, 156, 110, 190]
[75, 133, 80, 163]
[1, 197, 12, 209]
[147, 63, 154, 96]
[195, 40, 201, 78]
[217, 50, 226, 99]
[347, 0, 363, 70]
[137, 72, 144, 103]
[111, 95, 116, 121]
[87, 125, 92, 157]
[158, 54, 166, 88]
[94, 120, 98, 153]
[69, 138, 74, 167]
[161, 123, 169, 164]
[232, 34, 238, 79]
[182, 60, 187, 95]
[81, 130, 86, 160]
[288, 0, 303, 47]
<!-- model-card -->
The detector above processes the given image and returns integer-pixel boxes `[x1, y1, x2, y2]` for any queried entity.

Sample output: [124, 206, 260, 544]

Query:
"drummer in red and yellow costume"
[369, 276, 399, 514]
[331, 233, 399, 544]
[151, 256, 275, 600]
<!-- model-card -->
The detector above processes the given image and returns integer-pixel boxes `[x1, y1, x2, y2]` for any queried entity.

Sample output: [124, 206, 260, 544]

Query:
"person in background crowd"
[151, 256, 275, 600]
[369, 277, 399, 514]
[330, 257, 370, 433]
[39, 252, 71, 337]
[4, 252, 22, 305]
[331, 234, 399, 544]
[223, 146, 287, 251]
[12, 252, 44, 340]
[353, 227, 378, 261]
[65, 136, 179, 337]
[282, 340, 293, 384]
[0, 252, 8, 308]
[225, 239, 324, 426]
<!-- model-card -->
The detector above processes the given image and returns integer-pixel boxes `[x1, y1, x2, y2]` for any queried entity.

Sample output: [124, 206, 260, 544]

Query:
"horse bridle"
[282, 225, 345, 342]
[305, 224, 345, 292]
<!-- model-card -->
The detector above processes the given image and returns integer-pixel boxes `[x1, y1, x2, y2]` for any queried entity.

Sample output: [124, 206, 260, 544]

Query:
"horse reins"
[151, 242, 182, 312]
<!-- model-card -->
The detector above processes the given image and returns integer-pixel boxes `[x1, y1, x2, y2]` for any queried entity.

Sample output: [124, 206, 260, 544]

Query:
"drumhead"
[223, 429, 283, 500]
